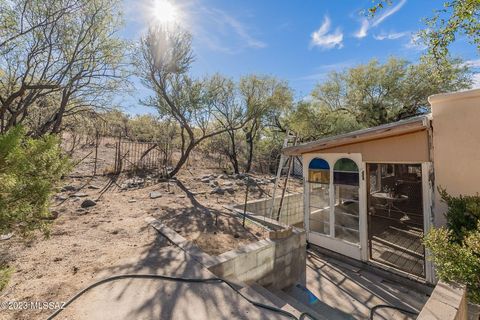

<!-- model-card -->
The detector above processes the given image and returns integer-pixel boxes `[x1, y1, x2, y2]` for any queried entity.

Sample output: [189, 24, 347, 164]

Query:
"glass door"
[367, 163, 425, 277]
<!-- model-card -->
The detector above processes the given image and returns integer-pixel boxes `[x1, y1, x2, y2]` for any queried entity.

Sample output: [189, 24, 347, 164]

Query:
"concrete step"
[239, 285, 301, 319]
[269, 286, 328, 320]
[248, 283, 304, 318]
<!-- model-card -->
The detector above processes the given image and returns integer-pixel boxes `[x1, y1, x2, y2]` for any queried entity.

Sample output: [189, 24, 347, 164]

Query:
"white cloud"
[404, 32, 427, 50]
[209, 8, 267, 49]
[373, 31, 409, 40]
[465, 59, 480, 68]
[298, 60, 356, 81]
[355, 19, 369, 38]
[465, 59, 480, 88]
[310, 16, 343, 50]
[473, 73, 480, 88]
[354, 0, 407, 39]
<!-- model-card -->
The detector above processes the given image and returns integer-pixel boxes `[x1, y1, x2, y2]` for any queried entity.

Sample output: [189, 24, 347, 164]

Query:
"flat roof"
[428, 87, 480, 104]
[283, 114, 431, 156]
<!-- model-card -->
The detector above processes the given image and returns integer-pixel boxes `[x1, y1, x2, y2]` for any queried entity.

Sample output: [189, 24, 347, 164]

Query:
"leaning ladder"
[269, 130, 298, 221]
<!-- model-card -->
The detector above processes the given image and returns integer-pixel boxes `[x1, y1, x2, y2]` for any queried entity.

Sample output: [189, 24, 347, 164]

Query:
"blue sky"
[120, 0, 480, 115]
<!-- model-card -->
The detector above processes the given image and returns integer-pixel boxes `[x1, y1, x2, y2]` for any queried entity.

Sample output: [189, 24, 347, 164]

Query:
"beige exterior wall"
[430, 89, 480, 227]
[304, 130, 430, 163]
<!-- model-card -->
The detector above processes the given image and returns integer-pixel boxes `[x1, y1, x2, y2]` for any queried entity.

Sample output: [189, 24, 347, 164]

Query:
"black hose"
[369, 304, 419, 319]
[46, 273, 319, 320]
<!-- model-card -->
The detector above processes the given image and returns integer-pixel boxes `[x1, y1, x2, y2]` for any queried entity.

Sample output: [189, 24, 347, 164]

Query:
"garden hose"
[46, 273, 319, 320]
[369, 303, 419, 319]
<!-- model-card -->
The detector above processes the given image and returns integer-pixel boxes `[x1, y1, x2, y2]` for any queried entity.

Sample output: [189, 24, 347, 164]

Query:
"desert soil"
[0, 137, 303, 320]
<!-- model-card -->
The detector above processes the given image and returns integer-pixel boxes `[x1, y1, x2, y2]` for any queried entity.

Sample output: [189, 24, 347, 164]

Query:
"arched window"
[308, 158, 330, 235]
[333, 158, 359, 186]
[308, 158, 330, 183]
[333, 158, 360, 243]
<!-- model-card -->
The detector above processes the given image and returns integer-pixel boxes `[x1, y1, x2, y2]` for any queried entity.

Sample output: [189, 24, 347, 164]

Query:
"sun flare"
[152, 0, 179, 25]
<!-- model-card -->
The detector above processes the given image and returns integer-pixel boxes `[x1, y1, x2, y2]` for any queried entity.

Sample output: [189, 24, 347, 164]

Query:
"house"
[282, 88, 480, 284]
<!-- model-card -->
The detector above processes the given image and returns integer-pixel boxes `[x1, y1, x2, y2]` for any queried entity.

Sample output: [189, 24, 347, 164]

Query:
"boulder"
[211, 187, 225, 195]
[72, 192, 88, 198]
[61, 185, 78, 192]
[80, 199, 96, 208]
[149, 192, 162, 199]
[209, 181, 219, 188]
[224, 187, 236, 194]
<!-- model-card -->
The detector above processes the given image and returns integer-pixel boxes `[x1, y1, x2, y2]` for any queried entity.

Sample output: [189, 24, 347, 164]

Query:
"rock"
[149, 192, 162, 199]
[72, 192, 88, 198]
[88, 185, 101, 190]
[209, 180, 219, 188]
[177, 195, 185, 198]
[201, 177, 211, 183]
[72, 197, 81, 202]
[237, 173, 247, 179]
[218, 174, 227, 179]
[56, 194, 68, 201]
[76, 208, 88, 215]
[223, 181, 233, 187]
[224, 187, 236, 194]
[49, 210, 60, 220]
[61, 185, 78, 192]
[80, 199, 96, 208]
[210, 187, 225, 195]
[128, 199, 137, 203]
[234, 233, 240, 238]
[0, 233, 13, 241]
[236, 180, 245, 186]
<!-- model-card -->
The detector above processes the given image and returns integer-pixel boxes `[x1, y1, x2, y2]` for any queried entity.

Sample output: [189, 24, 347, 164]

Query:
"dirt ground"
[0, 137, 303, 320]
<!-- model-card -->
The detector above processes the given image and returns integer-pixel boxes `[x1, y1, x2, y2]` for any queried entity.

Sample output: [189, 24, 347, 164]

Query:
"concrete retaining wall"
[417, 281, 468, 320]
[206, 228, 307, 289]
[233, 193, 304, 226]
[147, 217, 307, 290]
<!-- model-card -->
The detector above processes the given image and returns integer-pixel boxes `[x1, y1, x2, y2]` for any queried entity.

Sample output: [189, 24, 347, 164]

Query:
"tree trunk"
[245, 130, 254, 173]
[167, 142, 195, 178]
[228, 130, 240, 174]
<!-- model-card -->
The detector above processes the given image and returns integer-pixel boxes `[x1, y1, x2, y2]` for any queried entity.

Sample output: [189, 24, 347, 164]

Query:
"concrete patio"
[271, 246, 433, 320]
[57, 244, 293, 320]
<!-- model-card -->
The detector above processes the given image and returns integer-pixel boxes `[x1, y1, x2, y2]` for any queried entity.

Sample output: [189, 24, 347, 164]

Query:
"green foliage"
[286, 101, 361, 141]
[424, 222, 480, 303]
[368, 0, 480, 61]
[310, 57, 471, 127]
[439, 188, 480, 243]
[0, 265, 13, 292]
[0, 126, 71, 236]
[424, 190, 480, 303]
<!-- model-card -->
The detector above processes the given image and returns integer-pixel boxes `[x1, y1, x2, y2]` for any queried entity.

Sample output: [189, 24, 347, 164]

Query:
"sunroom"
[283, 114, 435, 283]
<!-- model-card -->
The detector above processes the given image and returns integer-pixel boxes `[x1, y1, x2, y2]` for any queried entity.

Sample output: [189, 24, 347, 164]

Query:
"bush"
[424, 190, 480, 304]
[0, 126, 71, 236]
[439, 188, 480, 243]
[0, 265, 13, 292]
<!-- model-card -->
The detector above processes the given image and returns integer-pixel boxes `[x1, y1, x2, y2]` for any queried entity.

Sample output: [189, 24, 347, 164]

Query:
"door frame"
[303, 153, 366, 261]
[363, 161, 434, 282]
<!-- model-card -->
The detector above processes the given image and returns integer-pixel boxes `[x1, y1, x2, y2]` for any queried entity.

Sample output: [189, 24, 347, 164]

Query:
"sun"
[152, 0, 179, 25]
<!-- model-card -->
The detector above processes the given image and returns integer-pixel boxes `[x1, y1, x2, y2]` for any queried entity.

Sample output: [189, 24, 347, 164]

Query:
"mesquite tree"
[137, 26, 248, 177]
[0, 0, 127, 135]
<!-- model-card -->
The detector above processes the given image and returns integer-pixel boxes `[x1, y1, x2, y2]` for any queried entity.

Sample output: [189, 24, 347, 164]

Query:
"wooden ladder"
[269, 130, 298, 221]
